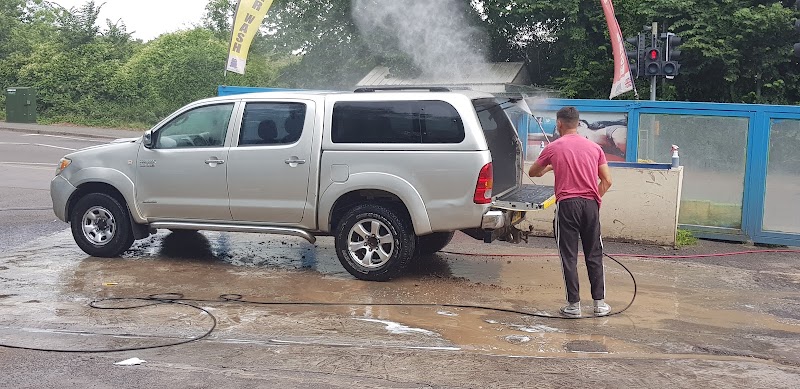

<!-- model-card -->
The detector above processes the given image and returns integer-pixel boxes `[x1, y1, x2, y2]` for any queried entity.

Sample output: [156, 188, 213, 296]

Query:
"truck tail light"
[474, 162, 493, 204]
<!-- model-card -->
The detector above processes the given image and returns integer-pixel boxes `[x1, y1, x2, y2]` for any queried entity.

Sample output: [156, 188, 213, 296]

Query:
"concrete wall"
[518, 165, 684, 246]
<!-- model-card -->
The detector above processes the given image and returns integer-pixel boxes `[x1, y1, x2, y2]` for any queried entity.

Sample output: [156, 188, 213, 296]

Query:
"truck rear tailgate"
[472, 98, 555, 212]
[492, 184, 555, 211]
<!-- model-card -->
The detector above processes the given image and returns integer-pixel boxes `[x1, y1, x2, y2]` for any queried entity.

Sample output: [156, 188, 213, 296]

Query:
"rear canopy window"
[472, 98, 515, 135]
[331, 101, 464, 143]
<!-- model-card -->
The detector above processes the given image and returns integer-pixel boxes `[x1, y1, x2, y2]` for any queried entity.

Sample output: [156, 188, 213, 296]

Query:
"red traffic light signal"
[644, 47, 662, 76]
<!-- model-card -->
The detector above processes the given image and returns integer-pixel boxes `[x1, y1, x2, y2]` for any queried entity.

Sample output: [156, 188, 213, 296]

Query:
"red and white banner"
[600, 0, 634, 99]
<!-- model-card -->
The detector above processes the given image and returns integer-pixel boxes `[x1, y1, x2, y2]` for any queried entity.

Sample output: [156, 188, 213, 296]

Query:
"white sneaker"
[593, 300, 611, 316]
[560, 302, 581, 317]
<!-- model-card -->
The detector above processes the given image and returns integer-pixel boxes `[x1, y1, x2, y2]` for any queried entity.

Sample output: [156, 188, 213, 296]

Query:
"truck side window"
[332, 101, 416, 143]
[238, 102, 307, 146]
[331, 101, 464, 144]
[420, 101, 465, 143]
[155, 103, 234, 149]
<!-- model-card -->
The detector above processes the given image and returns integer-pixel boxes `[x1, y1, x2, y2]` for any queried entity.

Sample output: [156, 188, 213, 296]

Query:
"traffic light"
[625, 33, 644, 78]
[663, 32, 682, 78]
[644, 47, 662, 76]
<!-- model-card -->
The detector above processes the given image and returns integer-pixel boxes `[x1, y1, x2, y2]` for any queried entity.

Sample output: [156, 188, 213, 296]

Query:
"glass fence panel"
[638, 113, 749, 229]
[763, 118, 800, 234]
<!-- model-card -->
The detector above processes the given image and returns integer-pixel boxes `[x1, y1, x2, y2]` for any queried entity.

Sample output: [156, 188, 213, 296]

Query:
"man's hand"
[598, 163, 612, 197]
[528, 162, 553, 177]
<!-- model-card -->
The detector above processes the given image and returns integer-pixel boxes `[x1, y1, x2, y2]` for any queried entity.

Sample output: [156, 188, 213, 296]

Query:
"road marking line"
[0, 164, 53, 171]
[21, 133, 105, 143]
[0, 142, 76, 151]
[0, 162, 54, 166]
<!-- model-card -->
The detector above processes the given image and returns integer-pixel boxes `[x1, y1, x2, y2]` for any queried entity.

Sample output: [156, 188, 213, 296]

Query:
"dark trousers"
[554, 197, 605, 303]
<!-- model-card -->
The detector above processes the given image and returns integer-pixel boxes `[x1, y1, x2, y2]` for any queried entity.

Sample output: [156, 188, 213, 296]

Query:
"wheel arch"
[67, 182, 150, 240]
[319, 173, 432, 235]
[67, 167, 143, 223]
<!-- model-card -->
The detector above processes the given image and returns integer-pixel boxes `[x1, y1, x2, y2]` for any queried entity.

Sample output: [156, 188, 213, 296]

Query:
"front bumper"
[51, 175, 77, 222]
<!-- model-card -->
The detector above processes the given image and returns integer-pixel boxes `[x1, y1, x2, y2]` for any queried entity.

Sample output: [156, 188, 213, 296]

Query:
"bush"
[5, 27, 291, 129]
[676, 229, 698, 247]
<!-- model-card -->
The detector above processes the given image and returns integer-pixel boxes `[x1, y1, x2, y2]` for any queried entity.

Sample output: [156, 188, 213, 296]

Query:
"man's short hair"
[557, 106, 580, 128]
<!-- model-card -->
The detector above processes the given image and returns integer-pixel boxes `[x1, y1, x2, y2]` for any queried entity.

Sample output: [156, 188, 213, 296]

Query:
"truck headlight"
[56, 158, 72, 175]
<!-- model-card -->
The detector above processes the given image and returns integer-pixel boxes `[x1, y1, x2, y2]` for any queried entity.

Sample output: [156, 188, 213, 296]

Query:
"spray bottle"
[671, 145, 680, 168]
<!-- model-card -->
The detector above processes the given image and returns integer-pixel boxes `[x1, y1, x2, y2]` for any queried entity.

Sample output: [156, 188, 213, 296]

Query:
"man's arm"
[598, 163, 612, 197]
[528, 162, 553, 177]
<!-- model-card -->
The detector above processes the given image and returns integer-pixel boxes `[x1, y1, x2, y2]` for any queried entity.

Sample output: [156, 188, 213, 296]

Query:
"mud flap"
[131, 221, 152, 240]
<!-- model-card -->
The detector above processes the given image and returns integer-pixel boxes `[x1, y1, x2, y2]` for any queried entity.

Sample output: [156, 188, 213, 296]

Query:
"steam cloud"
[352, 0, 488, 80]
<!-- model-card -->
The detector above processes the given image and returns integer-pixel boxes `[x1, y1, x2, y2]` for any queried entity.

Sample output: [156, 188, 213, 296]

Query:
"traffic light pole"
[650, 22, 657, 101]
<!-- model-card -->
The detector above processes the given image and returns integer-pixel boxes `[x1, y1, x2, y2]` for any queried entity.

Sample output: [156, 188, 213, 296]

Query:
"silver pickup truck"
[50, 87, 553, 281]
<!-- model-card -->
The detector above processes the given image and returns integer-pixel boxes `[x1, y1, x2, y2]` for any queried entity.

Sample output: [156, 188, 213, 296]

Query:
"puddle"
[0, 229, 798, 363]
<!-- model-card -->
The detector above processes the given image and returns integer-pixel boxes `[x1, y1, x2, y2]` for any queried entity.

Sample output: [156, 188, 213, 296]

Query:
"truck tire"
[70, 193, 135, 257]
[334, 204, 415, 281]
[415, 231, 455, 256]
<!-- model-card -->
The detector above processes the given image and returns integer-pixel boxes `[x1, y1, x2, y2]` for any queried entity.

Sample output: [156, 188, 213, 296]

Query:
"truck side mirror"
[143, 130, 153, 148]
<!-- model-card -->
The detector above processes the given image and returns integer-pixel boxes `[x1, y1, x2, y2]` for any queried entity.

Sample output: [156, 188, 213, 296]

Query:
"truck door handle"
[205, 158, 225, 165]
[285, 157, 306, 165]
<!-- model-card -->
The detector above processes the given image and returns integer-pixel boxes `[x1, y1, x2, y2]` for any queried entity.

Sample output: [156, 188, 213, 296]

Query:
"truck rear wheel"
[334, 204, 415, 281]
[70, 193, 135, 257]
[415, 231, 455, 256]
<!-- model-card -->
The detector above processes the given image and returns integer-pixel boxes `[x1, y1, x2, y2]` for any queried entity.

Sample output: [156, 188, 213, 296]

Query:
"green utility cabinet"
[5, 87, 37, 123]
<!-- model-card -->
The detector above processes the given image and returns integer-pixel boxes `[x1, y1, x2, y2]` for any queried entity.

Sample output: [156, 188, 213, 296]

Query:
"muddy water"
[0, 229, 798, 365]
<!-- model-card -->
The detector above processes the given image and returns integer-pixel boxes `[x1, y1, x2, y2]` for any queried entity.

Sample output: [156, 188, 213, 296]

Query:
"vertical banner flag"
[600, 0, 634, 99]
[226, 0, 275, 74]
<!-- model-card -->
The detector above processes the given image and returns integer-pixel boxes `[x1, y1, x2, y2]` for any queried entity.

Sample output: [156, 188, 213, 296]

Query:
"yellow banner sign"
[226, 0, 274, 74]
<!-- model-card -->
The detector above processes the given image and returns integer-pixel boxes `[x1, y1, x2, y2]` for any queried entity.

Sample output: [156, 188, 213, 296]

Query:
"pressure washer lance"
[671, 144, 680, 168]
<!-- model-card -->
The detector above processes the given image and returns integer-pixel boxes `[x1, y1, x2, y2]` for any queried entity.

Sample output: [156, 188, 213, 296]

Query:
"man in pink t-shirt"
[528, 107, 614, 317]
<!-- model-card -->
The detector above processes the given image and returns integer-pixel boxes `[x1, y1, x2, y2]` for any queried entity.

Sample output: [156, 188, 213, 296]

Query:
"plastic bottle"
[671, 145, 680, 168]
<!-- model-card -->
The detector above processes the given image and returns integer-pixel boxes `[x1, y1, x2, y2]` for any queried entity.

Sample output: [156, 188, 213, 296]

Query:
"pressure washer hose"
[0, 251, 638, 354]
[10, 245, 799, 354]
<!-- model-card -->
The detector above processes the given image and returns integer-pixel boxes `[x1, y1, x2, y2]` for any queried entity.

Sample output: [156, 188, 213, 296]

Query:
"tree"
[53, 0, 103, 47]
[261, 0, 486, 89]
[481, 0, 800, 104]
[201, 0, 237, 40]
[264, 0, 378, 89]
[114, 28, 289, 122]
[481, 0, 617, 97]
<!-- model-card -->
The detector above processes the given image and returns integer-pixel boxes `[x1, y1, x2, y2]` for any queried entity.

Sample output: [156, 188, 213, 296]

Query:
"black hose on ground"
[0, 253, 636, 353]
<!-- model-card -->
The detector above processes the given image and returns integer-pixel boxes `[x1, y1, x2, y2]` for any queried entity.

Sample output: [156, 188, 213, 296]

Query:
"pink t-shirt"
[535, 134, 608, 205]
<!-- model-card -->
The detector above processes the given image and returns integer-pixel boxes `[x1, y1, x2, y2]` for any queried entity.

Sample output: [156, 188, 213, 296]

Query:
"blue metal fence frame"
[746, 111, 800, 246]
[528, 98, 800, 246]
[217, 85, 308, 96]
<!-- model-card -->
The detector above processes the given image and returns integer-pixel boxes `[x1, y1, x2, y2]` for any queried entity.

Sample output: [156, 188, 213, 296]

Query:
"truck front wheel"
[70, 193, 135, 257]
[334, 204, 415, 281]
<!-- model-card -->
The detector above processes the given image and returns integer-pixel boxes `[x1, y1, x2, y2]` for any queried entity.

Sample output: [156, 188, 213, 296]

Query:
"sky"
[49, 0, 209, 42]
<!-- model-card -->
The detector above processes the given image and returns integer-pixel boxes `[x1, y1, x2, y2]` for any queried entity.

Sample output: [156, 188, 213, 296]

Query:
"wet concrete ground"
[1, 229, 799, 388]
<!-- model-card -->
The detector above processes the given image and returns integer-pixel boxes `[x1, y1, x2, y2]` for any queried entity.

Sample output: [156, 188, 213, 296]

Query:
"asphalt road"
[0, 129, 104, 250]
[0, 126, 798, 388]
